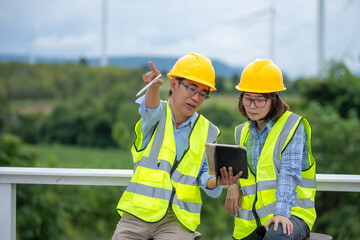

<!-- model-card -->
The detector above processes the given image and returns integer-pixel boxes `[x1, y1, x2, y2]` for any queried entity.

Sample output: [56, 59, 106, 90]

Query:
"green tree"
[301, 102, 360, 239]
[0, 133, 65, 239]
[296, 60, 360, 118]
[215, 76, 226, 93]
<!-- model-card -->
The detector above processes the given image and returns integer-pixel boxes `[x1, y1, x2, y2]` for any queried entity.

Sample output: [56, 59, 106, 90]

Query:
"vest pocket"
[138, 167, 165, 187]
[132, 168, 167, 211]
[133, 193, 161, 211]
[176, 183, 200, 202]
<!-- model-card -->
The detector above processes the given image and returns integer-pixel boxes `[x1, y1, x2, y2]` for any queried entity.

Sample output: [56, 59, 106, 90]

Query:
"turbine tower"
[101, 0, 108, 67]
[269, 0, 276, 61]
[318, 0, 325, 76]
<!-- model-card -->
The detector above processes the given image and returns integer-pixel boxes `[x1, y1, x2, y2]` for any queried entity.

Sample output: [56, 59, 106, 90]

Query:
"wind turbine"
[232, 1, 277, 61]
[101, 0, 108, 67]
[318, 0, 325, 76]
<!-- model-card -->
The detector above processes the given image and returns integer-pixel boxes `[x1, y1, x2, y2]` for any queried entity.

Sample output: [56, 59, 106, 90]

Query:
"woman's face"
[242, 92, 272, 121]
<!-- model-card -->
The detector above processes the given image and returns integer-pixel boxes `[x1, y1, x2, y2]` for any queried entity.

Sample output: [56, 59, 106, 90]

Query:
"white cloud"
[34, 33, 98, 55]
[0, 0, 359, 78]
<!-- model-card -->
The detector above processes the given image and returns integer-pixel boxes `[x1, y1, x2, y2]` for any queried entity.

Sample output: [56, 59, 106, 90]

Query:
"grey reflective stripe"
[299, 177, 317, 188]
[208, 121, 220, 142]
[235, 123, 246, 145]
[299, 178, 316, 188]
[235, 123, 247, 189]
[195, 118, 219, 178]
[273, 112, 301, 173]
[294, 198, 315, 209]
[134, 161, 140, 170]
[172, 194, 202, 214]
[257, 180, 278, 191]
[172, 170, 197, 186]
[236, 208, 256, 221]
[137, 156, 172, 172]
[148, 101, 167, 160]
[126, 181, 173, 200]
[257, 199, 314, 220]
[256, 202, 276, 219]
[241, 180, 278, 197]
[242, 184, 257, 197]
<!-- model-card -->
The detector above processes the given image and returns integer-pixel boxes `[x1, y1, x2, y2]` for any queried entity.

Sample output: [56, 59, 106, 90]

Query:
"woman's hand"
[264, 215, 293, 235]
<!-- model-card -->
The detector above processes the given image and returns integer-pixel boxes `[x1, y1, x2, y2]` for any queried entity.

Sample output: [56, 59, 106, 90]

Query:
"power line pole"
[269, 0, 276, 61]
[29, 34, 36, 65]
[101, 0, 108, 67]
[318, 0, 325, 76]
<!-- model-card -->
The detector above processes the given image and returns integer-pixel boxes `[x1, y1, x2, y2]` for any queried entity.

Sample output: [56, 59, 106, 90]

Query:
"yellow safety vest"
[116, 101, 220, 232]
[233, 111, 316, 239]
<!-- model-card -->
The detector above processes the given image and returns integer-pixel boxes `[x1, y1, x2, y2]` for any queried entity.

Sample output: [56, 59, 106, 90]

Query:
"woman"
[226, 59, 316, 240]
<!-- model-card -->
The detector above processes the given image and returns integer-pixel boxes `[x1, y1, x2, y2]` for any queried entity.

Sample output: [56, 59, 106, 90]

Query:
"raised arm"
[143, 61, 163, 109]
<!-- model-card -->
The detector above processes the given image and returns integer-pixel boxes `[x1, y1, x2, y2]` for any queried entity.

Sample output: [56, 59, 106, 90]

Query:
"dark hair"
[238, 92, 290, 122]
[168, 77, 182, 96]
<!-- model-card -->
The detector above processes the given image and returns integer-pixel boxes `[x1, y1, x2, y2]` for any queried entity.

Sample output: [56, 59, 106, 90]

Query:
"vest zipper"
[168, 157, 179, 210]
[252, 175, 261, 228]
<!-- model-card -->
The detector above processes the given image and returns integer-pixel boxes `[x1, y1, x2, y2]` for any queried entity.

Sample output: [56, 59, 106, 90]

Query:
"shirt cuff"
[274, 201, 292, 218]
[136, 95, 161, 115]
[200, 172, 222, 198]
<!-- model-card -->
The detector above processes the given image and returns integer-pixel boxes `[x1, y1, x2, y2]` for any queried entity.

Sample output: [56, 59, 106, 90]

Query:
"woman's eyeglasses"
[240, 97, 268, 108]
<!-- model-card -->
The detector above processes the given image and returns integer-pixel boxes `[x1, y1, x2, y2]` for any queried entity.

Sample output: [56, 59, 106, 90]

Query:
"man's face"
[170, 78, 209, 119]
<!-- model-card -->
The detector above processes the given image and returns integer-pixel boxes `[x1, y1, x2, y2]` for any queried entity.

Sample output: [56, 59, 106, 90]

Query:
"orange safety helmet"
[236, 59, 286, 93]
[167, 53, 216, 91]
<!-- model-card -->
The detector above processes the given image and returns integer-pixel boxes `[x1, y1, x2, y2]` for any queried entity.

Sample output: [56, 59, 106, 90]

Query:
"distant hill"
[0, 54, 243, 78]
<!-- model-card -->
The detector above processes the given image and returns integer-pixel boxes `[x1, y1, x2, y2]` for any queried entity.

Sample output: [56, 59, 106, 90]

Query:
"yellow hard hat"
[236, 59, 286, 93]
[167, 53, 216, 91]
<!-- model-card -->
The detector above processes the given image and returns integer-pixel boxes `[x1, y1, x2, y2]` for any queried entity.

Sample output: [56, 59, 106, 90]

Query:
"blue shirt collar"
[249, 120, 275, 136]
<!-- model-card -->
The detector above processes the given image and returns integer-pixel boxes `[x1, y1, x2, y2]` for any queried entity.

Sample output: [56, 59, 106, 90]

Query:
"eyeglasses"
[177, 78, 209, 100]
[240, 97, 268, 108]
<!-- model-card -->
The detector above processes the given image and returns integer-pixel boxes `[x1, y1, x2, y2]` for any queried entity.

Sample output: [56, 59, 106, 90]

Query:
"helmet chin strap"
[259, 93, 279, 121]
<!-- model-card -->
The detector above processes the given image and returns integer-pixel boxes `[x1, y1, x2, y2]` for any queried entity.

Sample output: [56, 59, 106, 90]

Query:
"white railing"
[1, 167, 360, 240]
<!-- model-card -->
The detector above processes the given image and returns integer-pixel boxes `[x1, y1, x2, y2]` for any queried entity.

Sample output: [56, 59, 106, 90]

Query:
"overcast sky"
[0, 0, 359, 79]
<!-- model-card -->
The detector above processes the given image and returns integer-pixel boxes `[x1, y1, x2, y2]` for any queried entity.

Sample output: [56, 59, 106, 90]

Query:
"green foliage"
[302, 102, 360, 238]
[0, 133, 35, 166]
[41, 98, 116, 148]
[199, 103, 246, 144]
[0, 134, 65, 239]
[198, 192, 234, 240]
[0, 62, 144, 148]
[296, 60, 360, 118]
[303, 102, 360, 174]
[32, 144, 132, 240]
[9, 113, 43, 144]
[231, 74, 240, 92]
[2, 60, 360, 239]
[314, 191, 360, 239]
[215, 76, 226, 93]
[0, 94, 10, 131]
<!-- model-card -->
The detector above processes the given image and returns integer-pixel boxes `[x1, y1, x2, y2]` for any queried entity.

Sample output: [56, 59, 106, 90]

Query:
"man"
[112, 53, 241, 240]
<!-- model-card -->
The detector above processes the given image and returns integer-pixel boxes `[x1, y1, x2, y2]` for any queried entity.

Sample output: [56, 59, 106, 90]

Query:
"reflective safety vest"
[233, 111, 316, 239]
[116, 101, 220, 232]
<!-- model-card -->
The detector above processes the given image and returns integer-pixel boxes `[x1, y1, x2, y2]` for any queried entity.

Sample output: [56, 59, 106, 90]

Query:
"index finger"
[235, 171, 243, 179]
[232, 171, 243, 183]
[148, 61, 159, 74]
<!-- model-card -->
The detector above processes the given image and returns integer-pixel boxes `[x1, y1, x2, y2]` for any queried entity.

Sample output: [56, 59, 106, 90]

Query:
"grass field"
[33, 144, 133, 169]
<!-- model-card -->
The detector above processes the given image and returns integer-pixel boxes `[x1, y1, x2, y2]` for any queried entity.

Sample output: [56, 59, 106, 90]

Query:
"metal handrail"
[1, 167, 360, 240]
